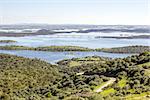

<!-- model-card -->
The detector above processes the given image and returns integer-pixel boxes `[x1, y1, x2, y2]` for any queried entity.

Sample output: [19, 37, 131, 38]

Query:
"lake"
[0, 50, 135, 64]
[0, 32, 149, 48]
[0, 32, 148, 63]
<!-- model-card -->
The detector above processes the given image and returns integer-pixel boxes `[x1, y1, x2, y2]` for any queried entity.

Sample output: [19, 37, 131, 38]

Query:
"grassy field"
[118, 78, 127, 88]
[100, 88, 116, 96]
[123, 92, 150, 100]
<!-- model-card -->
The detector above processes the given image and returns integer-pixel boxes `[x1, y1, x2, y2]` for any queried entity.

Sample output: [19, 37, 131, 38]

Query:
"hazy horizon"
[0, 23, 150, 26]
[0, 0, 149, 25]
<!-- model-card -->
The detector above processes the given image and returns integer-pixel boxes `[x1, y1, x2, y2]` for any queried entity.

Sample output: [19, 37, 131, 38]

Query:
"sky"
[0, 0, 149, 25]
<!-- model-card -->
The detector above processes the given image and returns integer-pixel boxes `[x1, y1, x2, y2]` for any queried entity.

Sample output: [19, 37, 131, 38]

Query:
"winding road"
[94, 78, 116, 93]
[76, 72, 116, 93]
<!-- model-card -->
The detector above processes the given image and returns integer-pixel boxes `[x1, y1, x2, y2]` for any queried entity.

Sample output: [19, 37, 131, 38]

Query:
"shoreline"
[95, 35, 150, 39]
[1, 33, 150, 39]
[0, 45, 149, 53]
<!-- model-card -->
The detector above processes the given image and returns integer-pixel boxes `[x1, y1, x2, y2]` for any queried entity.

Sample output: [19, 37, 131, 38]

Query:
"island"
[0, 40, 17, 43]
[95, 35, 150, 39]
[0, 45, 149, 53]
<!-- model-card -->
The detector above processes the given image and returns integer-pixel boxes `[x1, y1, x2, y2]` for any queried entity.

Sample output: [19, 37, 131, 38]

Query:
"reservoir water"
[0, 32, 148, 63]
[0, 50, 134, 64]
[0, 33, 149, 48]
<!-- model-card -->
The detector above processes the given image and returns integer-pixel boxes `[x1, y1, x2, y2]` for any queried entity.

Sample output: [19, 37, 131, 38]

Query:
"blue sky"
[0, 0, 149, 25]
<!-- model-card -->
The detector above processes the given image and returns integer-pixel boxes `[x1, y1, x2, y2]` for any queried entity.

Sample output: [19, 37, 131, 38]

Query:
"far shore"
[1, 32, 150, 39]
[0, 32, 51, 37]
[0, 28, 150, 39]
[95, 35, 150, 39]
[0, 45, 149, 54]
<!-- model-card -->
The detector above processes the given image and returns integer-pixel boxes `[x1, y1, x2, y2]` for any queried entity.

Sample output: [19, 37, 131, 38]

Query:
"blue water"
[0, 50, 134, 64]
[0, 33, 148, 63]
[0, 34, 149, 48]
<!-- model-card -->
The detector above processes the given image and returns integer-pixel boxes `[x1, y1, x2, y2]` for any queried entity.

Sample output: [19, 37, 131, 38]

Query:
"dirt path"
[76, 72, 116, 93]
[95, 78, 116, 93]
[76, 72, 84, 75]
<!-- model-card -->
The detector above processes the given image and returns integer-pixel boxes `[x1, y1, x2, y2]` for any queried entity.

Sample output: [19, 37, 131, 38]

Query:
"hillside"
[0, 52, 150, 99]
[0, 54, 60, 99]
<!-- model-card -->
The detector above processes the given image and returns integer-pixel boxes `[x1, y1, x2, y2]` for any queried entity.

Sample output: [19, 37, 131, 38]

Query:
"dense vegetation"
[0, 52, 150, 99]
[0, 40, 17, 43]
[0, 54, 61, 99]
[57, 52, 150, 99]
[0, 45, 149, 53]
[36, 46, 92, 51]
[97, 45, 150, 53]
[0, 45, 93, 51]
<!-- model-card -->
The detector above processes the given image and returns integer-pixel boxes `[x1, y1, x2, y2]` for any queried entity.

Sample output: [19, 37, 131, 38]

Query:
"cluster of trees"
[96, 45, 150, 53]
[0, 52, 150, 99]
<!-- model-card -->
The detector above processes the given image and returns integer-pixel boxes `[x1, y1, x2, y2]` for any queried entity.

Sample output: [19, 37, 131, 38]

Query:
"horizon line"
[0, 23, 150, 26]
